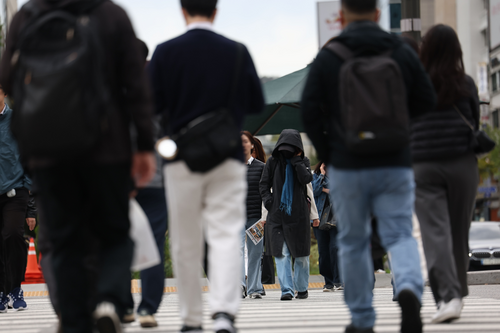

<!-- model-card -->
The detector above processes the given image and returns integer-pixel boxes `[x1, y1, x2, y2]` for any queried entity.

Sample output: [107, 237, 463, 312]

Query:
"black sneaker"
[398, 289, 422, 333]
[345, 324, 374, 333]
[260, 289, 266, 296]
[296, 291, 308, 299]
[213, 312, 236, 333]
[280, 293, 293, 301]
[241, 285, 247, 299]
[180, 325, 203, 332]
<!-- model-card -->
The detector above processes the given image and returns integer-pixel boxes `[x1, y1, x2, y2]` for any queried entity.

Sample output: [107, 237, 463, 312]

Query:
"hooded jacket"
[301, 21, 436, 169]
[259, 129, 313, 258]
[0, 0, 155, 166]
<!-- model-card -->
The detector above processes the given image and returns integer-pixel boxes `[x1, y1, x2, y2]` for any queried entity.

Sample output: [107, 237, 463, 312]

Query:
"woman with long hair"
[412, 24, 479, 323]
[240, 131, 266, 298]
[311, 162, 342, 292]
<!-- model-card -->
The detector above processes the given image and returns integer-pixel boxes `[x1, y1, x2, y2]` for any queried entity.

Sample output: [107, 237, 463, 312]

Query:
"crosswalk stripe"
[3, 289, 500, 333]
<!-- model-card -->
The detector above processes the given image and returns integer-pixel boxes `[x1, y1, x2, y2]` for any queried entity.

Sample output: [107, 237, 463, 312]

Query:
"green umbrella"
[244, 65, 310, 135]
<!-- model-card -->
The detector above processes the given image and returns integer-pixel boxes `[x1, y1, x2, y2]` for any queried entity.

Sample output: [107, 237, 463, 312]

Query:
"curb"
[468, 269, 500, 285]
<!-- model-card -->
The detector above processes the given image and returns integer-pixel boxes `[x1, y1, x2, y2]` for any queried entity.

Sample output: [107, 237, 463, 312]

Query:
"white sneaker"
[431, 298, 463, 324]
[94, 302, 122, 333]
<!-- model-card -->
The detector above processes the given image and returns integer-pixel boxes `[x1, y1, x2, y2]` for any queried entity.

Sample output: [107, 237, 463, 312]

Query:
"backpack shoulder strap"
[324, 41, 354, 61]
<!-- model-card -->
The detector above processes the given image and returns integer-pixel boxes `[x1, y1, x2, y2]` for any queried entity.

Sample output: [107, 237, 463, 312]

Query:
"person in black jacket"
[301, 1, 436, 332]
[149, 1, 264, 332]
[412, 24, 480, 324]
[0, 1, 156, 332]
[240, 131, 266, 299]
[259, 129, 313, 301]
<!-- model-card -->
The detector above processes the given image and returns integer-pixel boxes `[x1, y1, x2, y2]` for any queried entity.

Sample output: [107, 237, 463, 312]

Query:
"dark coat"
[148, 29, 264, 162]
[259, 129, 313, 258]
[301, 21, 436, 169]
[410, 75, 480, 162]
[0, 0, 155, 166]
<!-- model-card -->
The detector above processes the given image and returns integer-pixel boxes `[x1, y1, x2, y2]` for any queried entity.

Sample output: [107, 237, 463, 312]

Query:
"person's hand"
[132, 152, 156, 188]
[322, 188, 330, 194]
[312, 219, 320, 227]
[261, 220, 266, 226]
[26, 218, 36, 231]
[320, 163, 326, 175]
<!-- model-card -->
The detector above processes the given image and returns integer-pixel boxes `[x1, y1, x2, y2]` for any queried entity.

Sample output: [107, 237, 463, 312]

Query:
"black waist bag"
[175, 109, 241, 173]
[172, 43, 244, 173]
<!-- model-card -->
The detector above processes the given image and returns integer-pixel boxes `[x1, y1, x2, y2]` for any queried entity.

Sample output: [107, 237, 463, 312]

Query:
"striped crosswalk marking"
[1, 288, 500, 333]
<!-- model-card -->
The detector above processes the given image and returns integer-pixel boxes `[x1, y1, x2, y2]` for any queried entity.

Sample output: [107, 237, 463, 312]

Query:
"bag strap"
[453, 104, 474, 131]
[324, 41, 354, 61]
[228, 42, 244, 109]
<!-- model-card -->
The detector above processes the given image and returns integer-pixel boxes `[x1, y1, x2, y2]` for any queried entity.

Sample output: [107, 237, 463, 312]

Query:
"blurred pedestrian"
[149, 0, 264, 331]
[0, 1, 156, 332]
[240, 131, 266, 299]
[259, 129, 313, 301]
[412, 24, 480, 323]
[311, 162, 342, 292]
[301, 0, 436, 332]
[122, 38, 169, 329]
[0, 86, 32, 313]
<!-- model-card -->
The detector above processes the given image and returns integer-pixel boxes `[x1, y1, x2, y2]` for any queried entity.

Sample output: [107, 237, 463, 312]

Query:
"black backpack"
[11, 0, 109, 159]
[325, 41, 410, 155]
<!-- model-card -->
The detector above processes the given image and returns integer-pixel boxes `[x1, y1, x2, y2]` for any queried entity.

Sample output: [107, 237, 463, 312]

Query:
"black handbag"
[171, 43, 244, 173]
[319, 196, 336, 231]
[454, 105, 496, 154]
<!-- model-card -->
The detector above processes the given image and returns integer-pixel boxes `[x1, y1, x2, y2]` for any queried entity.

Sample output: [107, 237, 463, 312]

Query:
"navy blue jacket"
[149, 28, 264, 162]
[0, 105, 31, 194]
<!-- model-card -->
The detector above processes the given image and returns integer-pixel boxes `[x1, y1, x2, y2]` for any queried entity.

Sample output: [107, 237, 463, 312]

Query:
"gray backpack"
[325, 42, 409, 155]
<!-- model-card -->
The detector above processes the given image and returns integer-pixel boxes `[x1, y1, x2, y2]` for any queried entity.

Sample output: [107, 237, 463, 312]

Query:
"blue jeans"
[275, 241, 309, 296]
[313, 226, 342, 287]
[135, 188, 168, 315]
[328, 166, 423, 329]
[240, 218, 265, 295]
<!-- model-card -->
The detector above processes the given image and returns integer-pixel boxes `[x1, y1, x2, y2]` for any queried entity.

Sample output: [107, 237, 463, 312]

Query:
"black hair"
[137, 39, 149, 63]
[181, 0, 217, 18]
[341, 0, 377, 14]
[420, 24, 469, 107]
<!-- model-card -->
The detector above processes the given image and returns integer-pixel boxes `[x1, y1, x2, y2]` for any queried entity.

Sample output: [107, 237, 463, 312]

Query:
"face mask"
[281, 150, 294, 159]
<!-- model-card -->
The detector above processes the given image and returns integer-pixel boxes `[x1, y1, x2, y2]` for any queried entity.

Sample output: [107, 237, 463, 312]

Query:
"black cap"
[278, 144, 295, 153]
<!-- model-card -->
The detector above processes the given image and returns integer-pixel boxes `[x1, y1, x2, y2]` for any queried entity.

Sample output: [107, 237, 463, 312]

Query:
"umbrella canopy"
[244, 65, 310, 135]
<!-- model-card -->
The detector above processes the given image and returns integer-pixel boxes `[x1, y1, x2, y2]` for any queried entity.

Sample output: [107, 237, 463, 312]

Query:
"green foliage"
[478, 126, 500, 180]
[309, 234, 319, 275]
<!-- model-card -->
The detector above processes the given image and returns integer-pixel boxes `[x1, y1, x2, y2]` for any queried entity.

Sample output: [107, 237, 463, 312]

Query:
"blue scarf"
[279, 159, 294, 216]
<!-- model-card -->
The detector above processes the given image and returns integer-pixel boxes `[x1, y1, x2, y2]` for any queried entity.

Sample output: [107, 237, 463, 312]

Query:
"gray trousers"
[414, 152, 478, 304]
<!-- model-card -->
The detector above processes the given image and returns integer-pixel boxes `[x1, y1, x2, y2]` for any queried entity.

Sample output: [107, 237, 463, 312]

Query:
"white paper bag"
[129, 199, 161, 271]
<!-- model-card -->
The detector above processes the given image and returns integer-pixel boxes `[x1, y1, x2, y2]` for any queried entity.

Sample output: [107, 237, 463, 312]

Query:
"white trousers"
[164, 159, 246, 327]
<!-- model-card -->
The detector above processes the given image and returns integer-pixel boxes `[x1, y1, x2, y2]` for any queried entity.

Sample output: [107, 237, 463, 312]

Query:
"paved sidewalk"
[2, 286, 500, 333]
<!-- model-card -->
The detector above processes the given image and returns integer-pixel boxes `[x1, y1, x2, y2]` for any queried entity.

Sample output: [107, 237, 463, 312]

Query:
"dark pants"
[0, 188, 29, 294]
[126, 188, 167, 315]
[414, 152, 478, 304]
[34, 164, 133, 333]
[313, 226, 341, 287]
